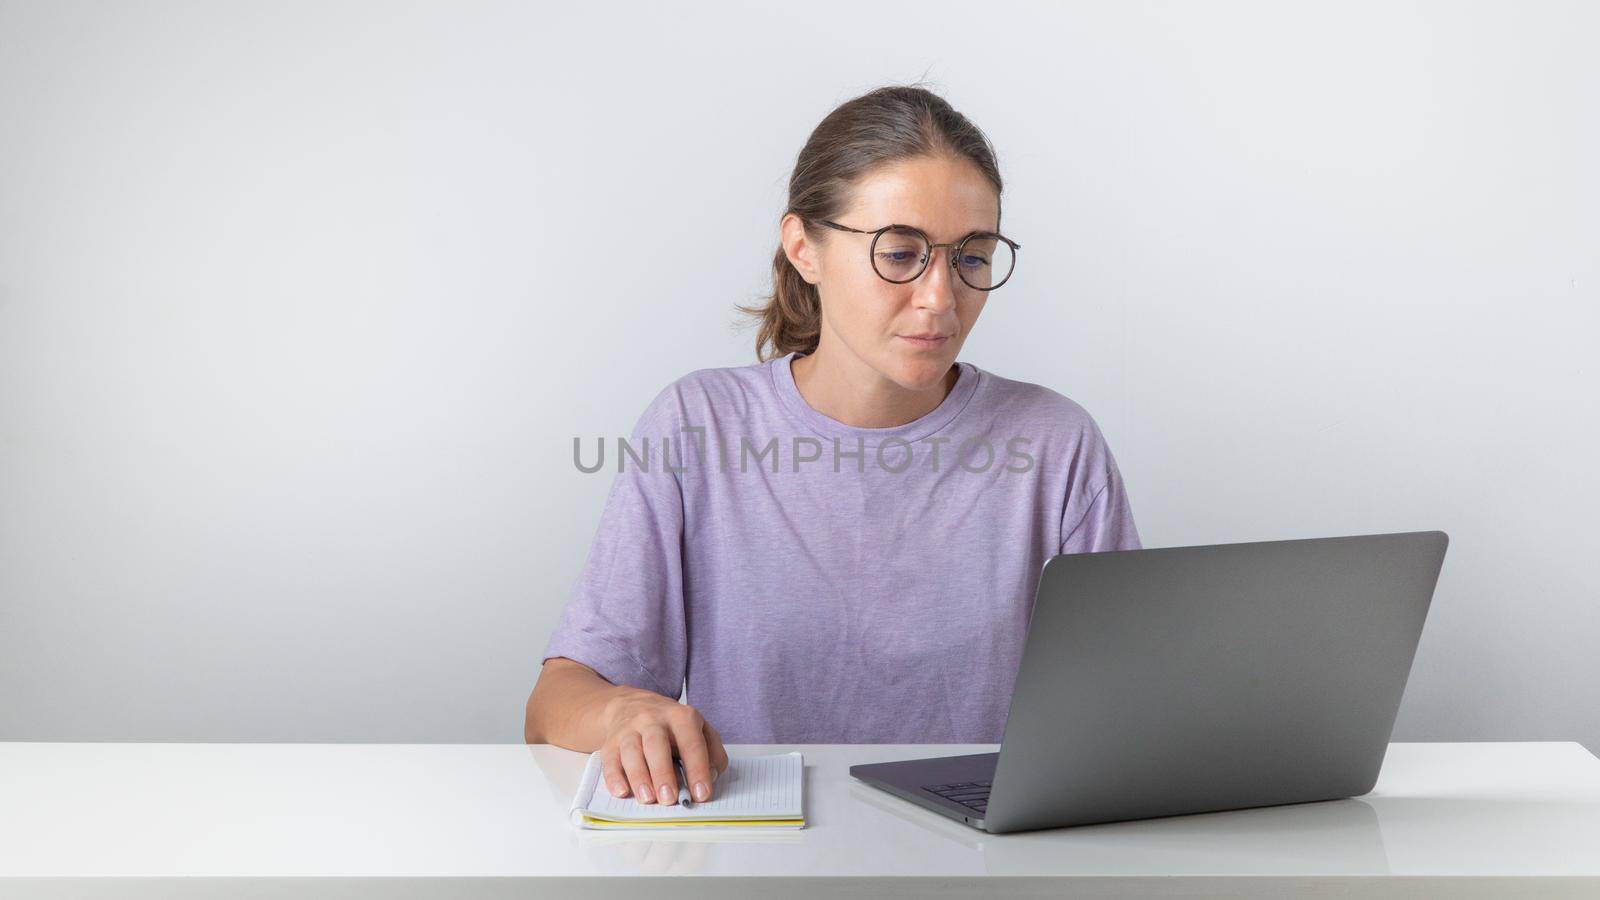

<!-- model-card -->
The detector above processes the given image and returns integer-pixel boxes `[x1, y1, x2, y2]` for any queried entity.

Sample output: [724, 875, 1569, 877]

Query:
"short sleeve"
[1060, 422, 1143, 555]
[541, 388, 688, 700]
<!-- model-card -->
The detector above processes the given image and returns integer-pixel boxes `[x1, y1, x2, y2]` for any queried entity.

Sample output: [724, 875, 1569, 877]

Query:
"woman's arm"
[524, 656, 632, 748]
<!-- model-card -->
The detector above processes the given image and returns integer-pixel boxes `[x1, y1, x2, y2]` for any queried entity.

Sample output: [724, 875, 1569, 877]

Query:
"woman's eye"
[960, 254, 989, 269]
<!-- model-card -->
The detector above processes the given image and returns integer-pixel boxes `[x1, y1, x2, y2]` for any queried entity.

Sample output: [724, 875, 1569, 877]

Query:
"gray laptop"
[849, 530, 1449, 834]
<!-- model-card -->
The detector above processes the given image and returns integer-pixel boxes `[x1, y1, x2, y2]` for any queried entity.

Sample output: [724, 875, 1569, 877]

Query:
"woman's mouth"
[899, 334, 950, 350]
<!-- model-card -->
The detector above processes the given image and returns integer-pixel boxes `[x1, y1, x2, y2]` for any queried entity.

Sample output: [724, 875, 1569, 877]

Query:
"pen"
[674, 758, 693, 807]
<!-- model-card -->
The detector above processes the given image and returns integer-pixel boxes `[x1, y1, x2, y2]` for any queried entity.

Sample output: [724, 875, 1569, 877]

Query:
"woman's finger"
[617, 731, 654, 804]
[598, 743, 630, 798]
[703, 718, 730, 779]
[668, 707, 715, 801]
[640, 722, 679, 805]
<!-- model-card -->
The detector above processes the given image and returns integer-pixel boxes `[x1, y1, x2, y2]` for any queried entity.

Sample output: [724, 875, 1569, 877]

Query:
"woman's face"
[785, 155, 1001, 392]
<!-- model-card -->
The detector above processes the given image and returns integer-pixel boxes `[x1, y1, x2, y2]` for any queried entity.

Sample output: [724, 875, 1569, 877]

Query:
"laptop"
[849, 530, 1449, 834]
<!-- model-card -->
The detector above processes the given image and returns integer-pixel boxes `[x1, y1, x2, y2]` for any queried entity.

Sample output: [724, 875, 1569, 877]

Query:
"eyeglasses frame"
[810, 218, 1022, 291]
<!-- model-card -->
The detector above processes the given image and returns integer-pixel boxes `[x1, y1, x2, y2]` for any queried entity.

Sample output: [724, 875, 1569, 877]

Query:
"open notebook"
[568, 751, 805, 829]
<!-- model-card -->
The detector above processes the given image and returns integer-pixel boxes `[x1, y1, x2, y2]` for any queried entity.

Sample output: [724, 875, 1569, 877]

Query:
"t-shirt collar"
[769, 350, 982, 449]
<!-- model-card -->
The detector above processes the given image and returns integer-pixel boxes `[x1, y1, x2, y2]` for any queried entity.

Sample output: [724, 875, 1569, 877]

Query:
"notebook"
[568, 751, 805, 829]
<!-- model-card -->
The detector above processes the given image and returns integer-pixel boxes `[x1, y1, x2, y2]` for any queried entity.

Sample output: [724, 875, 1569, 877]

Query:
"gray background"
[1, 1, 1595, 752]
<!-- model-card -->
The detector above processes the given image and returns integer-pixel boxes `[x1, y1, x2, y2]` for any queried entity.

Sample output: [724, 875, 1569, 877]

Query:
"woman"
[524, 85, 1141, 810]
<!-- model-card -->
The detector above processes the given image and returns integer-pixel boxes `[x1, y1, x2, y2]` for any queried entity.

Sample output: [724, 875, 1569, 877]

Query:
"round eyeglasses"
[811, 219, 1021, 291]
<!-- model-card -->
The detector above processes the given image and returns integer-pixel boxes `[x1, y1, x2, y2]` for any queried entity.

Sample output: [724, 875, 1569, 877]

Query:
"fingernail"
[610, 781, 628, 798]
[658, 784, 673, 804]
[694, 781, 709, 801]
[636, 784, 652, 803]
[711, 768, 719, 783]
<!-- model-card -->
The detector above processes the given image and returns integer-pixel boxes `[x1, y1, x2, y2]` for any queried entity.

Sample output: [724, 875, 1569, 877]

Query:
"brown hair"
[735, 83, 1005, 362]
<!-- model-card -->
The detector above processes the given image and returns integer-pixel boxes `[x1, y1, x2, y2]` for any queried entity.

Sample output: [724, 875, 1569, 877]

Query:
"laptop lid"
[982, 530, 1448, 833]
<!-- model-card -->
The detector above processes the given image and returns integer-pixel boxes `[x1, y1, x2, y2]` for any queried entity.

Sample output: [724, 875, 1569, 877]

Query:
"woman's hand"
[598, 687, 729, 805]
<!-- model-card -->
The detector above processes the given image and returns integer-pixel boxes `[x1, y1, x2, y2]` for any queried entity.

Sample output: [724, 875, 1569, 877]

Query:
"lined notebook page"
[570, 751, 803, 823]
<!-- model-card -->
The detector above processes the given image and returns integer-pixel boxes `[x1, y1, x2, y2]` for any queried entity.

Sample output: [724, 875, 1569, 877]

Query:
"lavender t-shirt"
[542, 351, 1142, 743]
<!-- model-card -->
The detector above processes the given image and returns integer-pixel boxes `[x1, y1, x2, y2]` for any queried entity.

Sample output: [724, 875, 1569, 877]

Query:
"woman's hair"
[736, 84, 1005, 362]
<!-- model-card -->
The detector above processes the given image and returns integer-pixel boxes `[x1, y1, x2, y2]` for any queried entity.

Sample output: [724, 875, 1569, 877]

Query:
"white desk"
[1, 742, 1597, 898]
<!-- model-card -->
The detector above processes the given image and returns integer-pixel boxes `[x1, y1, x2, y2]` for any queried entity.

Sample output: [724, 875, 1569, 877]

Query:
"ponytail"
[738, 242, 823, 361]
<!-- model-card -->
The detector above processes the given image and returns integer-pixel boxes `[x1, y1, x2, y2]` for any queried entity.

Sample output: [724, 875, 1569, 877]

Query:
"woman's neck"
[790, 341, 957, 429]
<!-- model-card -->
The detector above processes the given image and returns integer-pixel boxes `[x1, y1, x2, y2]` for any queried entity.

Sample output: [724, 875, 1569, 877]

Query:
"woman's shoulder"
[970, 364, 1126, 482]
[972, 364, 1106, 440]
[628, 357, 778, 436]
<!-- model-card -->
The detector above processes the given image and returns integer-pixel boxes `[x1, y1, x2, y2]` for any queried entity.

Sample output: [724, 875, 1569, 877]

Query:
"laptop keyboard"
[923, 780, 991, 813]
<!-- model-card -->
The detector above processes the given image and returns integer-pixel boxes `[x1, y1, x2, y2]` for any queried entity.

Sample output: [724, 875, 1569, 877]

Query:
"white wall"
[1, 0, 1595, 750]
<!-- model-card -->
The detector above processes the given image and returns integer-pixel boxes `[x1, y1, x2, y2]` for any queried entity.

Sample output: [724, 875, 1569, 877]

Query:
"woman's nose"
[913, 247, 959, 312]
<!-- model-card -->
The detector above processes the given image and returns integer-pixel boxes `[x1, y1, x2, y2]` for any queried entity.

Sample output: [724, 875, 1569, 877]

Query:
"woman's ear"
[780, 213, 822, 286]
